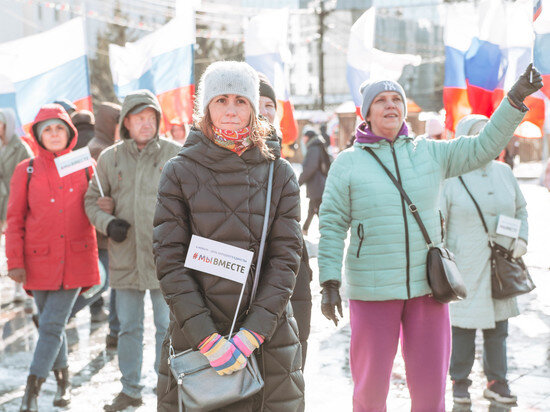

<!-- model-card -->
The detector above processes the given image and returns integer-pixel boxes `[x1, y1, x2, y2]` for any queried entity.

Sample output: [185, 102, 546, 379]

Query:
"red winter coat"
[6, 104, 99, 291]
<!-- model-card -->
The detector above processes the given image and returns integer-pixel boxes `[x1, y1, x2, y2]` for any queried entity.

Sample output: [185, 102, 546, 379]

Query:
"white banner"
[184, 235, 253, 284]
[54, 147, 93, 178]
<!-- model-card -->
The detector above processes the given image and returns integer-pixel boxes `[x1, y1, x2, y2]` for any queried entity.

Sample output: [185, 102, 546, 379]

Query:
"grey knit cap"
[359, 79, 407, 120]
[37, 118, 69, 140]
[198, 61, 259, 115]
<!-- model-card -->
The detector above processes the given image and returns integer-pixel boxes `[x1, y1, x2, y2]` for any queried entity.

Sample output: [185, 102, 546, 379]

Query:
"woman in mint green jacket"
[318, 65, 542, 412]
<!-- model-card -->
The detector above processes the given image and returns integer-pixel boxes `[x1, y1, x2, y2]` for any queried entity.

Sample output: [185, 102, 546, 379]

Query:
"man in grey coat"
[85, 90, 181, 411]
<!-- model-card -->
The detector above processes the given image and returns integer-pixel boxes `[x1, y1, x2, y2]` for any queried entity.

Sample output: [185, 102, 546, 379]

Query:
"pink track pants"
[349, 295, 450, 412]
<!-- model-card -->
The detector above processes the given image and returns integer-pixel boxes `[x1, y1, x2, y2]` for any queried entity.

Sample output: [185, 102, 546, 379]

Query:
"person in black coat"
[299, 129, 328, 235]
[258, 72, 312, 369]
[153, 61, 305, 411]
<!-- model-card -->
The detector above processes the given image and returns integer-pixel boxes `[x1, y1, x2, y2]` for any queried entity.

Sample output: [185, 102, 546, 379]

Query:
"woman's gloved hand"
[106, 218, 131, 242]
[198, 333, 247, 376]
[321, 280, 343, 326]
[512, 238, 528, 259]
[507, 64, 544, 109]
[230, 328, 264, 357]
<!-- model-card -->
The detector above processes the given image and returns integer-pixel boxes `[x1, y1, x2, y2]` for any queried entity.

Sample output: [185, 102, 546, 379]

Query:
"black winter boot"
[20, 375, 44, 412]
[53, 367, 71, 407]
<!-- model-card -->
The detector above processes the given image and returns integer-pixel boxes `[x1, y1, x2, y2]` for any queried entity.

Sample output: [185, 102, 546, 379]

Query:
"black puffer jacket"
[153, 128, 305, 411]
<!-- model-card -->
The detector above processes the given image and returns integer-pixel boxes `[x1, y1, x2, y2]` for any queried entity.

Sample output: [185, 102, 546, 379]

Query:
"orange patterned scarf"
[211, 126, 253, 156]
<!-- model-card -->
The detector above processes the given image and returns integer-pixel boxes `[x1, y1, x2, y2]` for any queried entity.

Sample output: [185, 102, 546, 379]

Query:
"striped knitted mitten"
[198, 333, 247, 375]
[230, 328, 264, 357]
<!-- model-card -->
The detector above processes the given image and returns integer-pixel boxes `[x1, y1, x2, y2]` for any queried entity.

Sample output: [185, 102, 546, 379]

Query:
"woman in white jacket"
[441, 114, 528, 406]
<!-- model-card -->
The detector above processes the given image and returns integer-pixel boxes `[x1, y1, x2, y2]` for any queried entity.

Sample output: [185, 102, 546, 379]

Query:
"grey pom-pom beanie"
[359, 79, 407, 121]
[198, 61, 260, 115]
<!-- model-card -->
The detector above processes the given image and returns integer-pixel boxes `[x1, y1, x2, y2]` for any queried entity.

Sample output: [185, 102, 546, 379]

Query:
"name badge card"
[496, 215, 521, 239]
[184, 235, 254, 284]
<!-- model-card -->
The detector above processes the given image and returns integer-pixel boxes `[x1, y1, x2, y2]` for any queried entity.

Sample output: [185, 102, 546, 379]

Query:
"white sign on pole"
[496, 215, 521, 239]
[184, 235, 254, 284]
[54, 147, 94, 177]
[54, 146, 105, 197]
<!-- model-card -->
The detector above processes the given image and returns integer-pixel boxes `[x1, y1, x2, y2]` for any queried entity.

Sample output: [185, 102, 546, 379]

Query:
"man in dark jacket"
[258, 73, 312, 369]
[298, 129, 328, 235]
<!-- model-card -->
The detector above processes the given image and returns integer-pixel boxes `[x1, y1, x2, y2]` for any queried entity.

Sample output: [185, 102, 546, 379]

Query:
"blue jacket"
[318, 99, 525, 301]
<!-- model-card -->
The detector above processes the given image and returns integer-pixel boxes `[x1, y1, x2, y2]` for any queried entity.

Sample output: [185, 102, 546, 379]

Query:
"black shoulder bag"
[365, 147, 467, 303]
[458, 176, 535, 299]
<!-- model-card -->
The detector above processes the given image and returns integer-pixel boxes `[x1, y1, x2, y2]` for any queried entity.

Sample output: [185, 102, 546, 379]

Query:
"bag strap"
[26, 158, 34, 191]
[364, 147, 433, 247]
[227, 161, 274, 338]
[249, 161, 274, 309]
[458, 176, 493, 247]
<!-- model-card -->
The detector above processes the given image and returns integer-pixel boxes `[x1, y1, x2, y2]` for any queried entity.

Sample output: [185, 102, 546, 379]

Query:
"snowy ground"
[0, 163, 549, 411]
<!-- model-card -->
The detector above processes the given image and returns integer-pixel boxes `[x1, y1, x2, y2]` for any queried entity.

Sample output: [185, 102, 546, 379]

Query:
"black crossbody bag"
[365, 147, 467, 303]
[458, 176, 535, 299]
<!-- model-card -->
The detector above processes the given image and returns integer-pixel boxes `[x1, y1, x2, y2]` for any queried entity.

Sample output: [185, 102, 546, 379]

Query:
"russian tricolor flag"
[245, 9, 298, 145]
[534, 0, 543, 21]
[534, 0, 550, 99]
[0, 18, 91, 133]
[346, 7, 421, 119]
[444, 0, 545, 138]
[109, 8, 195, 132]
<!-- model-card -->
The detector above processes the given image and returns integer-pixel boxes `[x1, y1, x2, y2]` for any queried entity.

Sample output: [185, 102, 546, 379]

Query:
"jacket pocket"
[70, 240, 92, 253]
[25, 244, 49, 256]
[356, 223, 365, 258]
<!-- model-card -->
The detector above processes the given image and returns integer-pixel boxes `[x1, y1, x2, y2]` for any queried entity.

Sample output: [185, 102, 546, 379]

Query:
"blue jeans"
[116, 288, 169, 398]
[450, 320, 509, 383]
[98, 249, 120, 337]
[30, 288, 80, 378]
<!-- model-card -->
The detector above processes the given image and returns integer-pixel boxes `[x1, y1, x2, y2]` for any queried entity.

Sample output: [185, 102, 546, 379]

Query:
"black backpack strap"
[364, 147, 433, 247]
[26, 158, 34, 191]
[85, 167, 90, 182]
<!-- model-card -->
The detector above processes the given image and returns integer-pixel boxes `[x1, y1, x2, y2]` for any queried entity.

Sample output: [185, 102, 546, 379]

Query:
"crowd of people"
[0, 60, 543, 412]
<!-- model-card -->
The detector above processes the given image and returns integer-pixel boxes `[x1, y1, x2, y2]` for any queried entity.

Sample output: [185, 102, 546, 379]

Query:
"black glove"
[106, 219, 131, 243]
[507, 63, 544, 109]
[321, 280, 343, 326]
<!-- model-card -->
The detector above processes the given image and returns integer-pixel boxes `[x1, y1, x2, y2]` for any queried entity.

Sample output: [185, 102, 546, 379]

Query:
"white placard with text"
[496, 215, 521, 239]
[184, 235, 253, 284]
[54, 147, 94, 177]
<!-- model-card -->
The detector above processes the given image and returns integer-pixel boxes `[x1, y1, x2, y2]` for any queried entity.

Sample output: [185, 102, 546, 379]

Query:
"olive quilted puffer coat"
[153, 128, 305, 411]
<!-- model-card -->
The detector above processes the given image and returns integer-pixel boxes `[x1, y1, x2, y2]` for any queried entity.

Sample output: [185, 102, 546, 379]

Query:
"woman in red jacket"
[6, 104, 99, 411]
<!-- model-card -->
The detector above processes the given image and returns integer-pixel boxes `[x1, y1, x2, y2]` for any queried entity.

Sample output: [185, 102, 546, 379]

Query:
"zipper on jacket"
[356, 223, 365, 258]
[390, 143, 411, 299]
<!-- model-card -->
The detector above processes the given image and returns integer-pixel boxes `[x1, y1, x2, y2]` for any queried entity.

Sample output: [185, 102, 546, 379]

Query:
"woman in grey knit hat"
[153, 61, 305, 411]
[318, 65, 542, 411]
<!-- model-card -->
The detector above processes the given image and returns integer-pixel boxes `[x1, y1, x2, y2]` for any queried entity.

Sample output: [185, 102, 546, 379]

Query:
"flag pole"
[91, 164, 105, 197]
[228, 282, 246, 339]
